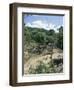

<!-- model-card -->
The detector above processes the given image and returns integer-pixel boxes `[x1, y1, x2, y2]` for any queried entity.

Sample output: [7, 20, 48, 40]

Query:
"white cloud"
[25, 20, 61, 33]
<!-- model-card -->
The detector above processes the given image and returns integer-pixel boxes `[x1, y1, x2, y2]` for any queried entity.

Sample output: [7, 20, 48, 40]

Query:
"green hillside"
[24, 26, 63, 74]
[24, 26, 63, 53]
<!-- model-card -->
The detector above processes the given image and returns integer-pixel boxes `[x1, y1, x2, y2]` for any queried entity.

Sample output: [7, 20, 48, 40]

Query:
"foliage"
[24, 26, 63, 74]
[56, 26, 63, 49]
[28, 59, 63, 74]
[24, 26, 63, 52]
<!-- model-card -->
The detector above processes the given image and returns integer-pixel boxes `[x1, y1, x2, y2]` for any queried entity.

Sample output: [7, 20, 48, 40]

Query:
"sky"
[24, 14, 64, 32]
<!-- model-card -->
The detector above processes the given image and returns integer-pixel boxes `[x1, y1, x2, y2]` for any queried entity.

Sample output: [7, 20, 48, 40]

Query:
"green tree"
[56, 26, 63, 49]
[48, 29, 55, 35]
[24, 27, 31, 44]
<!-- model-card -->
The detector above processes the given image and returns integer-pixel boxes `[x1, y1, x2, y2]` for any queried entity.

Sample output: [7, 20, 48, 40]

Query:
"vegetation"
[29, 59, 63, 74]
[24, 26, 63, 74]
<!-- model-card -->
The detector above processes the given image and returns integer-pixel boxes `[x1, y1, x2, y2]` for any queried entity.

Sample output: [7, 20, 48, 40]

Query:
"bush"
[28, 59, 63, 74]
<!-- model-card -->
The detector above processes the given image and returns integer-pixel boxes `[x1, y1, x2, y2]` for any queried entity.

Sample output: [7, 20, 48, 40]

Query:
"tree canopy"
[24, 26, 63, 50]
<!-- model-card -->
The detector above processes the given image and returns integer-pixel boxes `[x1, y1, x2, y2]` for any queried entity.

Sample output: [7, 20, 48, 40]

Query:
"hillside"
[24, 26, 63, 74]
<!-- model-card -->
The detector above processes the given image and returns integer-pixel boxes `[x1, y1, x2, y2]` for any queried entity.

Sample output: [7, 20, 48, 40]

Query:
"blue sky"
[24, 14, 64, 32]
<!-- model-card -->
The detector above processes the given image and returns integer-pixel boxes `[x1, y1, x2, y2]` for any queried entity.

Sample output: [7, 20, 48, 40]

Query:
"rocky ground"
[24, 48, 63, 75]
